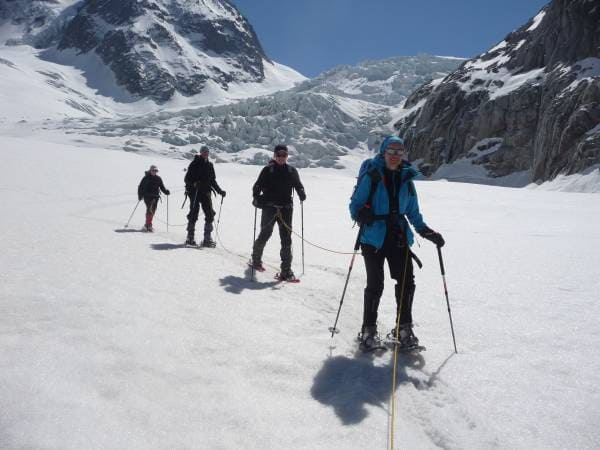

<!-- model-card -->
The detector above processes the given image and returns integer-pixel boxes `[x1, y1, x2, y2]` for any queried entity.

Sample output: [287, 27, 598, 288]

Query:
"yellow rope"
[390, 244, 411, 450]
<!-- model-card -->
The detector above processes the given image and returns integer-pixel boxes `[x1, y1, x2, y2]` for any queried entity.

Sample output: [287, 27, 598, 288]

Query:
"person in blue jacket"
[349, 135, 445, 351]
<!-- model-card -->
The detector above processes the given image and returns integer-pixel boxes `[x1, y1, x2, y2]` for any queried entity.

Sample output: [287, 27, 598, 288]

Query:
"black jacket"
[138, 172, 168, 199]
[184, 156, 223, 195]
[253, 161, 306, 206]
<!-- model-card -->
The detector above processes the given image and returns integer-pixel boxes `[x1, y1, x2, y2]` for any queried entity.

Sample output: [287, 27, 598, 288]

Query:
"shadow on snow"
[114, 228, 146, 233]
[150, 243, 197, 250]
[219, 267, 280, 294]
[311, 350, 453, 425]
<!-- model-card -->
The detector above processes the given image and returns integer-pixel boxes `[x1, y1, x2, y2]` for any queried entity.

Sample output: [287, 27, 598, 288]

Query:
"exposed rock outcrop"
[394, 0, 600, 183]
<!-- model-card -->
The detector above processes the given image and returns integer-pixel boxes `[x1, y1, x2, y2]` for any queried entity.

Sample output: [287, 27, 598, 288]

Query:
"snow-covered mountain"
[0, 0, 305, 106]
[393, 0, 600, 185]
[298, 54, 463, 106]
[53, 55, 462, 168]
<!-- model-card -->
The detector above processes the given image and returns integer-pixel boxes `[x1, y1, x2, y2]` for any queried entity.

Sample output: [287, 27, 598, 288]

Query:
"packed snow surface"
[1, 136, 599, 449]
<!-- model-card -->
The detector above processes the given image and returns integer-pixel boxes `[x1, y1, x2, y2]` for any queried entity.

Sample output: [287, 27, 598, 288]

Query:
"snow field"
[1, 136, 599, 449]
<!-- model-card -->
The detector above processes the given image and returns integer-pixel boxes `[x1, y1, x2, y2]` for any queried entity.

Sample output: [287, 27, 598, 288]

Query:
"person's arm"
[159, 177, 170, 195]
[138, 176, 147, 200]
[348, 173, 372, 222]
[252, 167, 268, 198]
[210, 164, 225, 196]
[292, 168, 306, 201]
[405, 182, 445, 247]
[404, 182, 426, 231]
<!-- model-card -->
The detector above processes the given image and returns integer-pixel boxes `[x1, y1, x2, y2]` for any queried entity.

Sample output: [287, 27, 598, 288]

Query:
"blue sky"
[232, 0, 549, 77]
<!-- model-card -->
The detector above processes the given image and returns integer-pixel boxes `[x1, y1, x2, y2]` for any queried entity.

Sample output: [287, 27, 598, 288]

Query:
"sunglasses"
[385, 147, 405, 156]
[275, 152, 288, 157]
[151, 169, 159, 172]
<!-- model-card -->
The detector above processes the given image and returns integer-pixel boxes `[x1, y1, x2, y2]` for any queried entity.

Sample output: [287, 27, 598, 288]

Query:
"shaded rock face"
[1, 0, 268, 103]
[394, 0, 600, 183]
[54, 0, 267, 102]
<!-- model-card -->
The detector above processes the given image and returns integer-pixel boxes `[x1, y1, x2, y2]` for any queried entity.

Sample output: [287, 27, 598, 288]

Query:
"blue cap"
[379, 135, 405, 155]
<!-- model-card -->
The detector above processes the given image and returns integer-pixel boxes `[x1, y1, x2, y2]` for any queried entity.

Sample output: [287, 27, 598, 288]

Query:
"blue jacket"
[349, 156, 427, 249]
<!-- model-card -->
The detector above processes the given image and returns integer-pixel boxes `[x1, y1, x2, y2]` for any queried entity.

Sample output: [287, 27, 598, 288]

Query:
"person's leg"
[278, 207, 293, 274]
[361, 244, 385, 331]
[200, 193, 215, 242]
[186, 190, 201, 243]
[144, 197, 154, 230]
[252, 206, 277, 264]
[389, 245, 417, 345]
[388, 245, 415, 326]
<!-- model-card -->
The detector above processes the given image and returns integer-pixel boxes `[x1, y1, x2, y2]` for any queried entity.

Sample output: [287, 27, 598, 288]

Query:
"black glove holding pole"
[418, 226, 445, 247]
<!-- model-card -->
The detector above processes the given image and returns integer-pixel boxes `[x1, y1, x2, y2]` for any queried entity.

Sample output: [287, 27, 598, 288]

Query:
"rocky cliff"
[394, 0, 600, 184]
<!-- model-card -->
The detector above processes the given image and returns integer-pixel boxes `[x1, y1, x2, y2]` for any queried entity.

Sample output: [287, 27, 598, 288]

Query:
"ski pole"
[181, 192, 188, 209]
[124, 200, 141, 228]
[329, 224, 364, 337]
[252, 207, 258, 280]
[215, 195, 224, 235]
[166, 195, 169, 233]
[437, 246, 458, 353]
[301, 201, 305, 276]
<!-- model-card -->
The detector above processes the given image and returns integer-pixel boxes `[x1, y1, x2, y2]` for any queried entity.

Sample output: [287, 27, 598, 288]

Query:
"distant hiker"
[250, 144, 306, 281]
[137, 165, 170, 232]
[349, 136, 445, 351]
[184, 145, 226, 247]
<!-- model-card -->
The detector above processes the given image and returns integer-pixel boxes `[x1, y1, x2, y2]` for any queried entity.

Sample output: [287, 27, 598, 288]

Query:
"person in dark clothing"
[349, 136, 445, 351]
[250, 144, 306, 281]
[184, 146, 226, 247]
[137, 165, 170, 232]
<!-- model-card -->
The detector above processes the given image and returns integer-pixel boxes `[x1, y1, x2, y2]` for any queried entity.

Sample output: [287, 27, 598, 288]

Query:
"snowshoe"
[274, 271, 300, 283]
[357, 326, 386, 352]
[201, 239, 216, 248]
[385, 325, 426, 352]
[248, 261, 266, 272]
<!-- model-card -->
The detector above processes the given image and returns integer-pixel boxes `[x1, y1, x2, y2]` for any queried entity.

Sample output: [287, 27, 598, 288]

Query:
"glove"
[164, 189, 170, 196]
[418, 227, 445, 247]
[357, 206, 375, 225]
[138, 195, 142, 201]
[220, 190, 226, 197]
[252, 196, 265, 209]
[298, 190, 306, 202]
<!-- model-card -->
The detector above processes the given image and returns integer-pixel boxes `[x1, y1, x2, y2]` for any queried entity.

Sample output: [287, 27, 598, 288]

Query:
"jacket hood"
[379, 135, 405, 155]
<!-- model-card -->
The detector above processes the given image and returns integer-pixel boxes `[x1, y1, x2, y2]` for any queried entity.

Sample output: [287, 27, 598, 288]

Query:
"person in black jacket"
[250, 144, 306, 281]
[137, 165, 170, 232]
[184, 146, 226, 247]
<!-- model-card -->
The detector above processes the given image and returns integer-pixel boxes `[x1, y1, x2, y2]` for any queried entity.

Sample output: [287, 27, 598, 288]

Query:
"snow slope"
[1, 136, 599, 449]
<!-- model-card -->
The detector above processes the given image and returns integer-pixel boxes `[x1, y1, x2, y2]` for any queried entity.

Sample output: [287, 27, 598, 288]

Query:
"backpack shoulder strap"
[365, 167, 381, 207]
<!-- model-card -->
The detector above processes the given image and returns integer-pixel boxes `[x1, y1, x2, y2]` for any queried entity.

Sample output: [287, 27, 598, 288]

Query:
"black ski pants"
[187, 190, 214, 239]
[361, 238, 415, 330]
[252, 205, 293, 272]
[143, 196, 159, 215]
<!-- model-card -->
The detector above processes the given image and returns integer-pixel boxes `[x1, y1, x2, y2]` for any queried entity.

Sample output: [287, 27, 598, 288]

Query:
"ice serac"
[77, 55, 462, 168]
[394, 0, 600, 184]
[51, 0, 269, 103]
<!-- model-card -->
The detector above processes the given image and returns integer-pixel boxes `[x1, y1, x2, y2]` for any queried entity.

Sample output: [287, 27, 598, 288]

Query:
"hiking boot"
[276, 270, 297, 282]
[185, 237, 197, 246]
[144, 223, 153, 232]
[201, 238, 216, 248]
[394, 323, 419, 348]
[249, 260, 265, 272]
[358, 325, 383, 351]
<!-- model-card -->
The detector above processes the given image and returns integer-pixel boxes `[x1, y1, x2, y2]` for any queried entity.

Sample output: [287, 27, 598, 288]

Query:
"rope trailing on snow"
[273, 209, 355, 255]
